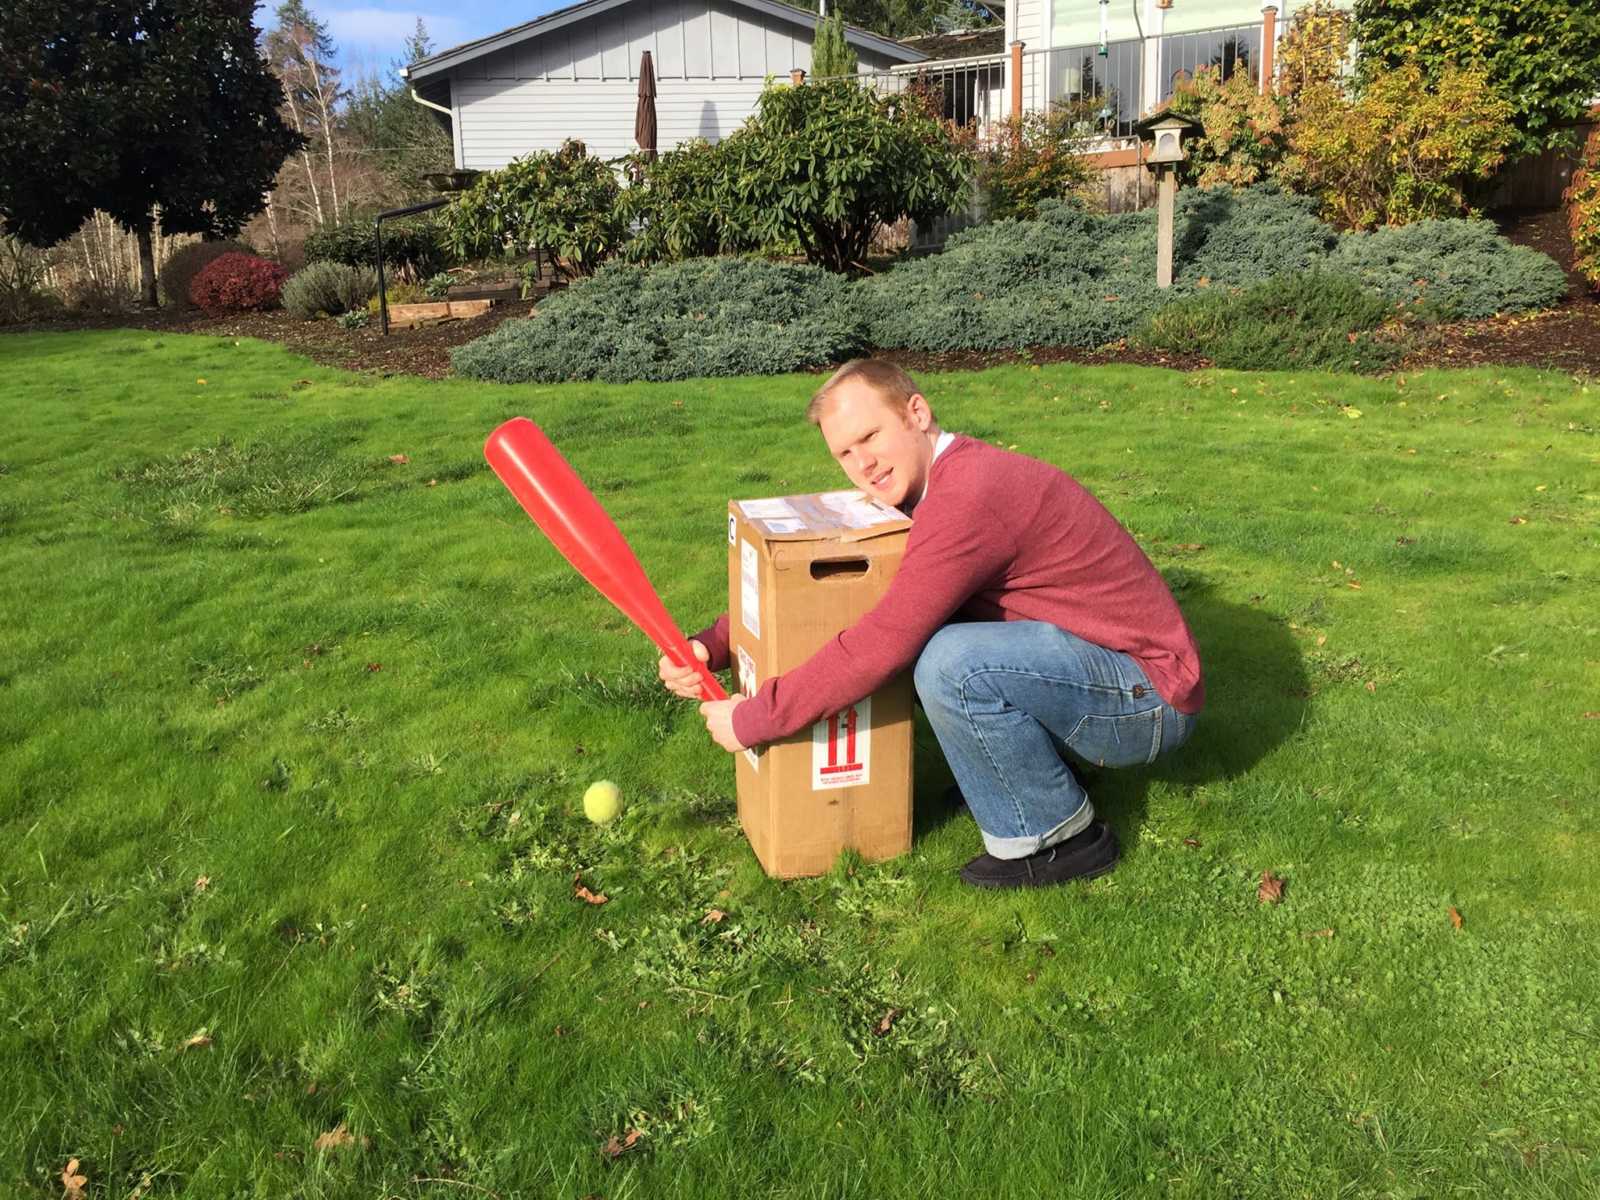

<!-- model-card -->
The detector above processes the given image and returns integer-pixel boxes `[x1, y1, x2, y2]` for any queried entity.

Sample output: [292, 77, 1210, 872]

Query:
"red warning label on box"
[811, 696, 871, 790]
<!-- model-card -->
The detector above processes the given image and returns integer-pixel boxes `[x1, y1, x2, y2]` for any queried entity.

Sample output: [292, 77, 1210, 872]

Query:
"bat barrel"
[485, 417, 727, 703]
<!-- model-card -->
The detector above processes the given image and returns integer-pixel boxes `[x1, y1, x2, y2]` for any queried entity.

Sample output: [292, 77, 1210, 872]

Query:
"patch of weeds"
[277, 918, 348, 949]
[148, 935, 231, 973]
[259, 757, 292, 792]
[114, 421, 381, 521]
[491, 897, 541, 934]
[306, 707, 364, 734]
[531, 663, 680, 720]
[371, 948, 441, 1024]
[404, 749, 450, 779]
[829, 962, 997, 1102]
[597, 1084, 719, 1159]
[697, 1016, 829, 1085]
[189, 652, 266, 703]
[672, 788, 737, 824]
[113, 1025, 171, 1059]
[633, 913, 759, 995]
[828, 860, 914, 923]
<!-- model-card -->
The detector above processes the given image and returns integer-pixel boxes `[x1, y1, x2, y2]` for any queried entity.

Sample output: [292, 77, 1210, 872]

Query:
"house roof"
[403, 0, 925, 81]
[896, 27, 1005, 62]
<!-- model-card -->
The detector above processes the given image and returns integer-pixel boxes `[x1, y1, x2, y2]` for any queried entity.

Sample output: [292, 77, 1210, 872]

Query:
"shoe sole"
[959, 858, 1119, 890]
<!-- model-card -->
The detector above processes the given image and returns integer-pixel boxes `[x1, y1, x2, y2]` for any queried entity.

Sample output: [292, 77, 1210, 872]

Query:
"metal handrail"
[375, 197, 449, 336]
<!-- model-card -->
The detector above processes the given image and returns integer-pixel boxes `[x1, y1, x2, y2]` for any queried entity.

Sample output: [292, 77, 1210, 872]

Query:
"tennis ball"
[583, 780, 622, 824]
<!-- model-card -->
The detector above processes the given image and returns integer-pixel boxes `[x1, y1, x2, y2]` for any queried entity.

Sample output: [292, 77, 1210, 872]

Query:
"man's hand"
[698, 698, 747, 754]
[659, 640, 711, 700]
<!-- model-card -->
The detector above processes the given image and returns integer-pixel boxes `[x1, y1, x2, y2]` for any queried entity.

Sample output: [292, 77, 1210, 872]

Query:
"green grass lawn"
[2, 330, 1598, 1199]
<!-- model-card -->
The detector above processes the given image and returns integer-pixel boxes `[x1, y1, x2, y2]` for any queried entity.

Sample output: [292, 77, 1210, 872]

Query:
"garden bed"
[6, 210, 1594, 378]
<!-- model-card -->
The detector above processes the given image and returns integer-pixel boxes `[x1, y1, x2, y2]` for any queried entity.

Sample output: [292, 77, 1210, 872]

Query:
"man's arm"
[689, 614, 732, 673]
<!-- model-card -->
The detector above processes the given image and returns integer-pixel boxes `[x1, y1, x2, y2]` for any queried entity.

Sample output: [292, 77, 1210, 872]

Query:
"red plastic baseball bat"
[484, 416, 727, 702]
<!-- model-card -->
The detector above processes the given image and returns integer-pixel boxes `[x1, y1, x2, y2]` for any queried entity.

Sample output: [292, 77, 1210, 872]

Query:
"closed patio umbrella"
[635, 50, 658, 161]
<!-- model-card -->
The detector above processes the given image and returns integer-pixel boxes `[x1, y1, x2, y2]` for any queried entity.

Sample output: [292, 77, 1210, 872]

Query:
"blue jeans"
[914, 622, 1196, 859]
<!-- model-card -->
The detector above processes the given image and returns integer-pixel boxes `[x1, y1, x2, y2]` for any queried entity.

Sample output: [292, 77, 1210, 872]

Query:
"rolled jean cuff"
[979, 794, 1095, 859]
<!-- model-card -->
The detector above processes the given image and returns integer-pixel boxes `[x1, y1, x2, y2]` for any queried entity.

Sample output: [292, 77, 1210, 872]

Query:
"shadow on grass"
[913, 578, 1310, 857]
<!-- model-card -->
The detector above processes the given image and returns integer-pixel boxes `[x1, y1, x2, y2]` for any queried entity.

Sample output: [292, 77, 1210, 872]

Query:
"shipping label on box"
[727, 490, 914, 878]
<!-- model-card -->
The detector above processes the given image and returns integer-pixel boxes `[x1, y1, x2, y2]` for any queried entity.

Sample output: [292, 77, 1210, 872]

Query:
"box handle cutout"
[810, 557, 870, 581]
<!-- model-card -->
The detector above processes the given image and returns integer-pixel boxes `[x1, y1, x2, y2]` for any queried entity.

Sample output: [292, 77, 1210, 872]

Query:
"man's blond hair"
[807, 358, 924, 425]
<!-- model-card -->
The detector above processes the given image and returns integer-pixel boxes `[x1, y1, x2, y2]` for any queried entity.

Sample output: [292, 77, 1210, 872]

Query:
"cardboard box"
[728, 490, 915, 878]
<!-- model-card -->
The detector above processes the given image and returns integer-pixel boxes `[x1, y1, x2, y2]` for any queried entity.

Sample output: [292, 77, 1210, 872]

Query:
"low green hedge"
[1134, 271, 1404, 372]
[857, 187, 1337, 352]
[451, 257, 867, 384]
[1329, 218, 1569, 319]
[451, 185, 1568, 380]
[303, 216, 452, 280]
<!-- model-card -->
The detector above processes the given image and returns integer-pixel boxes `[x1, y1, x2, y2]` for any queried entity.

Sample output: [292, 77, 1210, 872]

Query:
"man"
[659, 359, 1203, 889]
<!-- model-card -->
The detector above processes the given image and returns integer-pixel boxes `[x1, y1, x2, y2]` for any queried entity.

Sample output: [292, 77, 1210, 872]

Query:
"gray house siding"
[430, 0, 907, 170]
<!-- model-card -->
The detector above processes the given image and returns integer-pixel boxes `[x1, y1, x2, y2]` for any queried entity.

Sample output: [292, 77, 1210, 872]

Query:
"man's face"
[817, 378, 935, 510]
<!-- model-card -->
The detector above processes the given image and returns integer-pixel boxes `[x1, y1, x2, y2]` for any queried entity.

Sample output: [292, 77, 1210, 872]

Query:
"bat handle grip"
[695, 667, 728, 703]
[663, 636, 728, 702]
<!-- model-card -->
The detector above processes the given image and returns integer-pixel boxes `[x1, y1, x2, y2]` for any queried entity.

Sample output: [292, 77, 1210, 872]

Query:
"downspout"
[398, 66, 452, 118]
[408, 87, 452, 117]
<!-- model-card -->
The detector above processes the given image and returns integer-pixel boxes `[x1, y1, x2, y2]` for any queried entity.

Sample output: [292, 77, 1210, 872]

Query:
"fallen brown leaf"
[365, 662, 382, 672]
[1347, 580, 1362, 590]
[1182, 836, 1201, 848]
[387, 454, 410, 465]
[426, 478, 438, 487]
[1449, 906, 1464, 930]
[700, 908, 727, 925]
[600, 1129, 644, 1160]
[1304, 928, 1334, 938]
[61, 1158, 88, 1200]
[181, 1029, 214, 1051]
[1258, 870, 1285, 905]
[1172, 543, 1205, 552]
[1583, 712, 1600, 720]
[194, 875, 211, 893]
[573, 875, 608, 906]
[873, 1007, 903, 1036]
[313, 1123, 367, 1152]
[1365, 681, 1377, 693]
[1509, 515, 1528, 525]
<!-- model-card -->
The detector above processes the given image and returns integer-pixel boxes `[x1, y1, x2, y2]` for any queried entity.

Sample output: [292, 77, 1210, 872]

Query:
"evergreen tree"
[0, 0, 303, 305]
[812, 13, 859, 80]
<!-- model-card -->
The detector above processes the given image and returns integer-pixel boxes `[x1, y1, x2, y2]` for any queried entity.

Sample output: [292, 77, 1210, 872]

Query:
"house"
[400, 0, 925, 169]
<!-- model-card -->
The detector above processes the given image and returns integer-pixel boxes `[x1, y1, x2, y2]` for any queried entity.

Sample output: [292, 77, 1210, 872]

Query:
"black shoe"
[958, 821, 1119, 890]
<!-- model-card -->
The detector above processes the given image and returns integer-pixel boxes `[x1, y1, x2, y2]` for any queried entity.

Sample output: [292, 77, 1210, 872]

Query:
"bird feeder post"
[1132, 110, 1204, 289]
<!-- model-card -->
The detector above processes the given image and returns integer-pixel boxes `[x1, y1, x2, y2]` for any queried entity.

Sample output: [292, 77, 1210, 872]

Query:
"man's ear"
[907, 393, 934, 431]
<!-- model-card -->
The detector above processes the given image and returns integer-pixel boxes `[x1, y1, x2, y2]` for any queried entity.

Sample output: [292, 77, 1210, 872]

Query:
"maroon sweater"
[696, 436, 1204, 748]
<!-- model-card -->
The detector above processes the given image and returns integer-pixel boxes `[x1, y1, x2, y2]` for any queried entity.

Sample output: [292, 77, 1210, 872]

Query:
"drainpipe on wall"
[397, 66, 452, 119]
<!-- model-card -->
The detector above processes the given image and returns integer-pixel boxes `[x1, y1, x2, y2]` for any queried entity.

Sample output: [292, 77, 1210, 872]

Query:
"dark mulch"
[2, 297, 539, 380]
[8, 208, 1597, 377]
[1395, 207, 1600, 373]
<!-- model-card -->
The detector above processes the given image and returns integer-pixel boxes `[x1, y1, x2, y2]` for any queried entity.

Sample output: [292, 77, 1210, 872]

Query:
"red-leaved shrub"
[189, 252, 288, 315]
[1567, 125, 1600, 292]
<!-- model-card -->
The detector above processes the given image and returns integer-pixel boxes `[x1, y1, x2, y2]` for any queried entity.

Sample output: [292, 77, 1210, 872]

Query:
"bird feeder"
[1132, 109, 1203, 288]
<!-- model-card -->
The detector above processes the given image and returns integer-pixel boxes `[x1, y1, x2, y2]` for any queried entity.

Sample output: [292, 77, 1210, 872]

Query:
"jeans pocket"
[1064, 708, 1163, 767]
